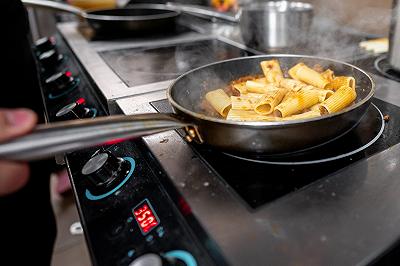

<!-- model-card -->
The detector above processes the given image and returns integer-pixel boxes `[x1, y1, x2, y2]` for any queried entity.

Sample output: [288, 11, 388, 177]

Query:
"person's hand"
[0, 109, 37, 196]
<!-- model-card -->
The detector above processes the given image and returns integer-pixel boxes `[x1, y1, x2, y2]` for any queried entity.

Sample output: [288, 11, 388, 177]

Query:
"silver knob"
[129, 253, 162, 266]
[81, 150, 130, 189]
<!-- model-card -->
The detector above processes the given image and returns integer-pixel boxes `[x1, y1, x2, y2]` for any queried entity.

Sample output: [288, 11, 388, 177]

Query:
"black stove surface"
[77, 23, 193, 41]
[99, 39, 253, 87]
[352, 54, 399, 80]
[151, 98, 400, 209]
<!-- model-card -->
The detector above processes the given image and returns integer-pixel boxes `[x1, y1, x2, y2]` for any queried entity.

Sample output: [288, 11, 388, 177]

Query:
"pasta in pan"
[204, 59, 357, 121]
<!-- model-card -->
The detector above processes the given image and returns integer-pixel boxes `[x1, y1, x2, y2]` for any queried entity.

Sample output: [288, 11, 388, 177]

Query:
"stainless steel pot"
[166, 1, 314, 50]
[0, 55, 374, 161]
[239, 1, 313, 50]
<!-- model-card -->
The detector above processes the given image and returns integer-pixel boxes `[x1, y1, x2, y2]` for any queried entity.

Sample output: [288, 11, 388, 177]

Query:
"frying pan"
[0, 55, 374, 161]
[22, 0, 181, 34]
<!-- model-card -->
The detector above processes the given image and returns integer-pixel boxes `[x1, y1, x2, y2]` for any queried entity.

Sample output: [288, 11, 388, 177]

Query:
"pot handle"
[0, 113, 190, 161]
[22, 0, 86, 18]
[166, 2, 240, 23]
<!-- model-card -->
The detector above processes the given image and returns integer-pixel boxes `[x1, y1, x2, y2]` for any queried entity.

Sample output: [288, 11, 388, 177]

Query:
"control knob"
[82, 150, 130, 192]
[129, 254, 162, 266]
[45, 71, 75, 94]
[56, 98, 96, 119]
[39, 49, 63, 70]
[35, 36, 56, 55]
[129, 253, 186, 266]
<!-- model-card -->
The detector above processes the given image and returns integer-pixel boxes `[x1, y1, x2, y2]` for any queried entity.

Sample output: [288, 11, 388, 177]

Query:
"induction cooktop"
[150, 97, 400, 209]
[99, 39, 253, 87]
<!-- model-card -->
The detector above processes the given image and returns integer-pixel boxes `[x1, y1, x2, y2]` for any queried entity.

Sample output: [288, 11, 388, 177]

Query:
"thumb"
[0, 109, 38, 142]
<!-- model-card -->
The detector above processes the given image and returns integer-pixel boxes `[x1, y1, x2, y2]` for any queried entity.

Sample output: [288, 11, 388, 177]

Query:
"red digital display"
[76, 98, 86, 105]
[133, 199, 159, 235]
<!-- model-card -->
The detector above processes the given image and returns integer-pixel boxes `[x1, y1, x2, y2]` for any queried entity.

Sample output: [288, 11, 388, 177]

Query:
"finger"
[0, 108, 37, 142]
[0, 161, 30, 196]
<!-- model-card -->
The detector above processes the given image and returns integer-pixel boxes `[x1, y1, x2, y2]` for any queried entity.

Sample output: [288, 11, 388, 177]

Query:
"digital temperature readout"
[133, 199, 160, 235]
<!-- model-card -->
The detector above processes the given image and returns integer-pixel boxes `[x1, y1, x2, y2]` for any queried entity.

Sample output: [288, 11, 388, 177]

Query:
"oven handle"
[0, 113, 190, 161]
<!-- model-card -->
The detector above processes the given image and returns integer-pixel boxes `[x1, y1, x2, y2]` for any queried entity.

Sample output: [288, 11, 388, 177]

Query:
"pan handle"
[22, 0, 86, 18]
[165, 2, 240, 23]
[0, 113, 190, 161]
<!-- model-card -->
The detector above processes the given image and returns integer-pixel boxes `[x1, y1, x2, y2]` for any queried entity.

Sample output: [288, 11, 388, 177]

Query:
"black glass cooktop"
[99, 39, 253, 87]
[150, 98, 400, 209]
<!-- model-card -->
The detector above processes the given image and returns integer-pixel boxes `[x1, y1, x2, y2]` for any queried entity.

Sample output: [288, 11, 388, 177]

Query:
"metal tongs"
[0, 114, 188, 161]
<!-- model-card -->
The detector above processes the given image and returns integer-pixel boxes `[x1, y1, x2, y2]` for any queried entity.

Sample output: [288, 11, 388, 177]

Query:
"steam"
[233, 0, 391, 61]
[303, 0, 391, 61]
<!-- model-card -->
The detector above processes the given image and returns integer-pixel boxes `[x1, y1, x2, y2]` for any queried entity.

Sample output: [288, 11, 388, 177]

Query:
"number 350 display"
[133, 199, 160, 235]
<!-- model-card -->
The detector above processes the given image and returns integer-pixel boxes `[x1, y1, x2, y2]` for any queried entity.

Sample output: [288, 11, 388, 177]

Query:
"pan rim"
[167, 54, 375, 127]
[85, 4, 181, 21]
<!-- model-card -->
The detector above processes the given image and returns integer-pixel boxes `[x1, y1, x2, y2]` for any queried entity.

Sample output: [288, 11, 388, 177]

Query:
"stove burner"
[99, 39, 251, 87]
[224, 104, 384, 165]
[374, 55, 400, 82]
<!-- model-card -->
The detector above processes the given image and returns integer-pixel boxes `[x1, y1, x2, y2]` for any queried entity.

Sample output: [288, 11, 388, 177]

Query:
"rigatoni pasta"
[254, 87, 288, 115]
[227, 109, 277, 121]
[205, 89, 231, 117]
[260, 59, 283, 84]
[326, 76, 356, 91]
[274, 89, 320, 117]
[289, 63, 330, 89]
[321, 69, 335, 82]
[320, 85, 357, 115]
[204, 59, 357, 121]
[231, 94, 263, 110]
[245, 81, 276, 94]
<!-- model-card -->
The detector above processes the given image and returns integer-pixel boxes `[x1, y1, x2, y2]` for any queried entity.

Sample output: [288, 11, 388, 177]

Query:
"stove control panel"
[35, 33, 221, 266]
[34, 33, 106, 122]
[66, 142, 216, 266]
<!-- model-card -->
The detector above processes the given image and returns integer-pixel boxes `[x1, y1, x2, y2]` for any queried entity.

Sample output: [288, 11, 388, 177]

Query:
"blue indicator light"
[165, 250, 197, 266]
[89, 108, 98, 118]
[145, 235, 154, 242]
[127, 249, 135, 258]
[156, 226, 165, 238]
